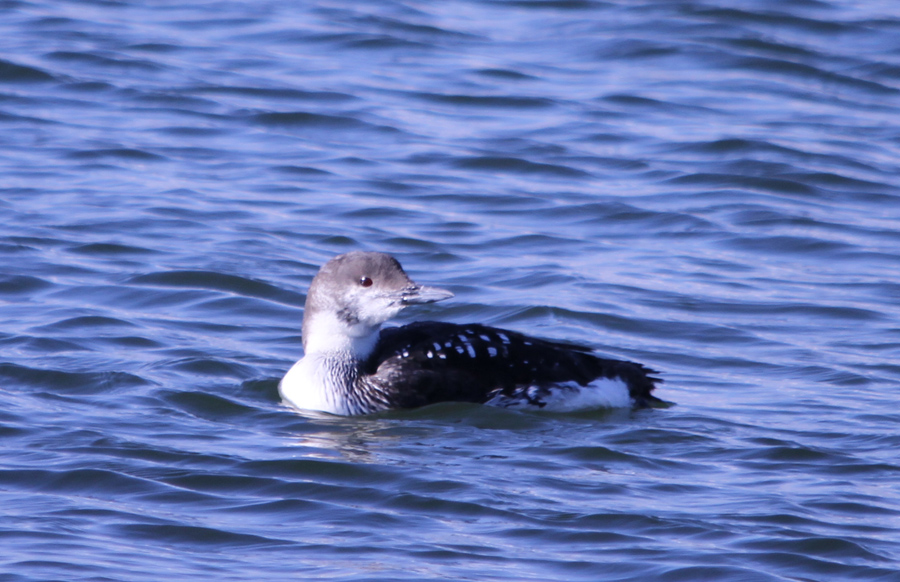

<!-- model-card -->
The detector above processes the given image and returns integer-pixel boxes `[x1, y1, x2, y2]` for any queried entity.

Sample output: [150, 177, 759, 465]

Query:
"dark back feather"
[364, 322, 660, 409]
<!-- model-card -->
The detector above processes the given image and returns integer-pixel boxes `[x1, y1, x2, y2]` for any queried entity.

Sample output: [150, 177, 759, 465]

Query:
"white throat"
[301, 311, 381, 360]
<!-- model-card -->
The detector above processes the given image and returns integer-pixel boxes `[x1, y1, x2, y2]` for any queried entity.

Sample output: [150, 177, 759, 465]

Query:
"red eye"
[359, 276, 373, 287]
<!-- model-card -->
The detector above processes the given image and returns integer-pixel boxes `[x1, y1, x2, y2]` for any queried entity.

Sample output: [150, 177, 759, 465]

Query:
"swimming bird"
[280, 251, 661, 415]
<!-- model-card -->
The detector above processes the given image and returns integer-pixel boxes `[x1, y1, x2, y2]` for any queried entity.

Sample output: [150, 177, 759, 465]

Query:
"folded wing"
[365, 322, 661, 409]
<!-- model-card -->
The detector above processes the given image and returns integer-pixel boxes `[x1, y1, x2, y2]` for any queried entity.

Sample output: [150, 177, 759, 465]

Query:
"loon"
[280, 251, 661, 415]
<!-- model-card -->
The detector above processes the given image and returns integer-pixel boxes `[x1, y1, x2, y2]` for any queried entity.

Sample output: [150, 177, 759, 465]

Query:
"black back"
[364, 322, 660, 409]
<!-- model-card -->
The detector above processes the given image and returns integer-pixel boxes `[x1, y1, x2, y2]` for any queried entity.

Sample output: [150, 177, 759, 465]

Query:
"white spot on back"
[455, 333, 477, 358]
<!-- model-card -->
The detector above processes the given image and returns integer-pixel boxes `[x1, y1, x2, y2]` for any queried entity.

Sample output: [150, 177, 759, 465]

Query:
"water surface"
[1, 1, 899, 580]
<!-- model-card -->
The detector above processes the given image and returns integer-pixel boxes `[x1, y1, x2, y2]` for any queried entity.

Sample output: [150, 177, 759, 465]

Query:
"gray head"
[302, 251, 453, 352]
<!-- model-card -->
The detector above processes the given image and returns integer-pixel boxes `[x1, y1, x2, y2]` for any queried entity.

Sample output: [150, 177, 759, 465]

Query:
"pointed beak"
[400, 283, 454, 305]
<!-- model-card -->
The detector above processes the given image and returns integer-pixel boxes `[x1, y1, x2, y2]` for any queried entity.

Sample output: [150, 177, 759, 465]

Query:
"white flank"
[486, 378, 632, 412]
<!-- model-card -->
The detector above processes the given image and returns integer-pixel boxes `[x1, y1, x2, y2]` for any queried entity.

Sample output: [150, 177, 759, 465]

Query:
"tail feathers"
[587, 357, 662, 408]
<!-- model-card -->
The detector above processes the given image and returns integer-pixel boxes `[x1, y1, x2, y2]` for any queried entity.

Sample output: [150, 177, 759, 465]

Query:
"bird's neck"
[301, 311, 381, 362]
[286, 312, 387, 414]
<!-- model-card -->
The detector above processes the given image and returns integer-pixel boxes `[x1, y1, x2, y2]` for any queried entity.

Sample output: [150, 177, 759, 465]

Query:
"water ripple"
[0, 58, 55, 82]
[2, 0, 899, 580]
[129, 270, 301, 304]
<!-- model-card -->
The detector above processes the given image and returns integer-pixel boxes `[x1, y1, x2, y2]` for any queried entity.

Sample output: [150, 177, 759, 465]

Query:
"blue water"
[2, 1, 900, 580]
